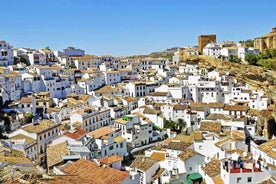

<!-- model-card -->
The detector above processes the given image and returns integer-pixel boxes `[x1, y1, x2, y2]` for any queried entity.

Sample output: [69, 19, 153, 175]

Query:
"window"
[247, 177, 252, 183]
[237, 177, 242, 183]
[109, 145, 114, 150]
[189, 167, 192, 171]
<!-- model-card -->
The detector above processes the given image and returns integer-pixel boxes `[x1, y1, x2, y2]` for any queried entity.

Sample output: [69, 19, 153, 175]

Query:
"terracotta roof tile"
[212, 176, 225, 184]
[202, 159, 221, 177]
[87, 126, 114, 139]
[208, 102, 225, 108]
[10, 134, 36, 145]
[22, 120, 57, 133]
[178, 149, 201, 161]
[47, 141, 69, 168]
[149, 152, 166, 162]
[224, 105, 248, 111]
[259, 138, 276, 159]
[200, 121, 221, 133]
[61, 159, 129, 184]
[64, 127, 86, 140]
[98, 155, 123, 165]
[153, 168, 166, 180]
[167, 141, 192, 151]
[130, 156, 156, 171]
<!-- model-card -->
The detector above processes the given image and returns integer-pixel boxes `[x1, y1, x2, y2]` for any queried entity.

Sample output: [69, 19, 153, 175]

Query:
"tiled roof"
[178, 149, 200, 161]
[200, 121, 221, 133]
[114, 118, 128, 125]
[190, 102, 208, 108]
[167, 141, 192, 151]
[47, 141, 69, 168]
[143, 108, 161, 115]
[153, 168, 166, 180]
[148, 92, 168, 96]
[202, 159, 221, 177]
[0, 155, 33, 165]
[94, 85, 121, 94]
[259, 138, 276, 159]
[22, 120, 57, 133]
[122, 96, 138, 102]
[224, 105, 248, 111]
[174, 104, 188, 110]
[130, 156, 156, 171]
[98, 155, 123, 165]
[20, 97, 33, 103]
[215, 137, 235, 147]
[87, 126, 114, 139]
[10, 134, 36, 145]
[61, 159, 129, 184]
[149, 152, 166, 161]
[114, 136, 126, 143]
[206, 113, 232, 120]
[64, 127, 86, 140]
[212, 176, 225, 184]
[208, 102, 225, 108]
[257, 178, 275, 184]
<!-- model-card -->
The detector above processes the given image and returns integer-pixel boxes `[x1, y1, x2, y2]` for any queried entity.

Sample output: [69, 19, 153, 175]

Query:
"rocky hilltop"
[183, 55, 276, 139]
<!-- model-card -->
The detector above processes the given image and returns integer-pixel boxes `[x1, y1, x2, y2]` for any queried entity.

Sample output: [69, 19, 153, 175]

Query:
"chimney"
[272, 26, 276, 33]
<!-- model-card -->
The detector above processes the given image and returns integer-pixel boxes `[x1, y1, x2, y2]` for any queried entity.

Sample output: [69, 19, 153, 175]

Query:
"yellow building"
[198, 34, 216, 54]
[254, 26, 276, 52]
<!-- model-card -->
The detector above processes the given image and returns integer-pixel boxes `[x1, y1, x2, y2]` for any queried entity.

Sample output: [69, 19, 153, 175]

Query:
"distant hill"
[149, 47, 179, 60]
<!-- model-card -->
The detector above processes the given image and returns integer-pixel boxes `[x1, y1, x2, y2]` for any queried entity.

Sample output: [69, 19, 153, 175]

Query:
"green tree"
[229, 55, 241, 63]
[245, 53, 259, 65]
[260, 49, 272, 59]
[24, 113, 34, 123]
[239, 39, 254, 47]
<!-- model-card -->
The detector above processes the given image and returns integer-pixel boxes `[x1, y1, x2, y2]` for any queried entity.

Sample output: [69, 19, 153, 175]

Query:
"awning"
[188, 172, 202, 180]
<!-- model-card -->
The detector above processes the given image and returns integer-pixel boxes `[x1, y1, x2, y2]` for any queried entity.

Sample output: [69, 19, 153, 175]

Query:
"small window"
[247, 177, 252, 183]
[237, 177, 242, 183]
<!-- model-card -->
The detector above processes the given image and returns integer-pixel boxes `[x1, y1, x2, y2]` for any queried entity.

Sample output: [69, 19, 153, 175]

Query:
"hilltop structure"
[254, 26, 276, 52]
[198, 34, 216, 54]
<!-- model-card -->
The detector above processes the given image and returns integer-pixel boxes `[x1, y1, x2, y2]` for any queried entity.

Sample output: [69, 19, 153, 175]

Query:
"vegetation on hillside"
[239, 39, 254, 47]
[245, 49, 276, 70]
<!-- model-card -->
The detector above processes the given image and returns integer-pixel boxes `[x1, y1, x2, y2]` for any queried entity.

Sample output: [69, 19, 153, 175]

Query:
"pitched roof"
[47, 141, 69, 168]
[208, 102, 225, 108]
[153, 168, 166, 180]
[201, 159, 221, 177]
[20, 97, 33, 103]
[167, 141, 192, 151]
[206, 113, 232, 121]
[178, 149, 201, 161]
[259, 138, 276, 159]
[224, 105, 248, 111]
[148, 92, 168, 96]
[64, 127, 86, 140]
[130, 156, 156, 171]
[10, 134, 36, 145]
[200, 121, 221, 133]
[22, 120, 57, 133]
[98, 155, 123, 165]
[212, 176, 225, 184]
[149, 152, 166, 162]
[114, 136, 126, 143]
[87, 126, 114, 139]
[247, 109, 260, 116]
[61, 159, 129, 184]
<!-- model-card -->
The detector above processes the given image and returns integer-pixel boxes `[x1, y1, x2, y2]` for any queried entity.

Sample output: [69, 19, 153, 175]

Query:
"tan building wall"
[198, 34, 216, 54]
[254, 26, 276, 52]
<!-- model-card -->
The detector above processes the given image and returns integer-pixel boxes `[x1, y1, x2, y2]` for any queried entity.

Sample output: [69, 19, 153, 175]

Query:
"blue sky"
[1, 0, 276, 56]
